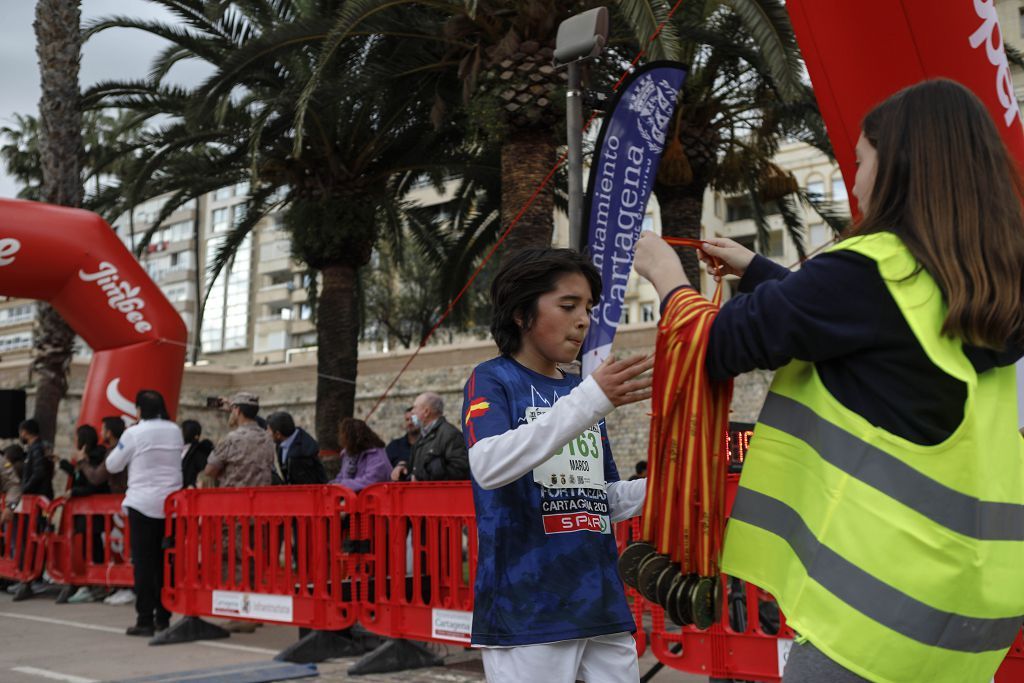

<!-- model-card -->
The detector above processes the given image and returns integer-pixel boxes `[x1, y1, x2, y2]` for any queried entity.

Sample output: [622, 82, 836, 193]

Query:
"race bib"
[527, 406, 606, 490]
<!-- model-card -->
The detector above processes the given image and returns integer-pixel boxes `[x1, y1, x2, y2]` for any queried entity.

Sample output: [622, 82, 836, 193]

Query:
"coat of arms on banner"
[628, 75, 678, 152]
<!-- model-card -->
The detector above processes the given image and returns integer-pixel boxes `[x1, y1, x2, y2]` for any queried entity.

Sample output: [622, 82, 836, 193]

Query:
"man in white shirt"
[105, 390, 183, 637]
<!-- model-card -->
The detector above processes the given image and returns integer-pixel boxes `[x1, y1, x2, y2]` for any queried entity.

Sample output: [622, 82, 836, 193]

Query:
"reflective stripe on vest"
[731, 486, 1024, 652]
[759, 392, 1024, 541]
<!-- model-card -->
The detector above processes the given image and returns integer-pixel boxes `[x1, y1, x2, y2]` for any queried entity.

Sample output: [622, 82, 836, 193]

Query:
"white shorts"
[481, 631, 639, 683]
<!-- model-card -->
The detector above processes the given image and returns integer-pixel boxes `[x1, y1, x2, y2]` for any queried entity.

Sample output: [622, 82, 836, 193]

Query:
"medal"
[618, 541, 656, 589]
[637, 554, 671, 603]
[655, 563, 681, 607]
[619, 248, 733, 631]
[690, 576, 716, 630]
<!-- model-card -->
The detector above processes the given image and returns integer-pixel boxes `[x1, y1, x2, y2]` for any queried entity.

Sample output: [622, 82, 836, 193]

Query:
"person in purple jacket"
[331, 418, 391, 492]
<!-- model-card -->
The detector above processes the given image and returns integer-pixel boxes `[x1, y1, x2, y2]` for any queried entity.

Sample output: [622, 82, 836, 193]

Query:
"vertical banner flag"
[581, 61, 687, 376]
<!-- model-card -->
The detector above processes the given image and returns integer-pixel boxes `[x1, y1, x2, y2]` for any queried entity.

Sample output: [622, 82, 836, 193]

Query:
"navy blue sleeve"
[739, 254, 790, 292]
[704, 252, 889, 381]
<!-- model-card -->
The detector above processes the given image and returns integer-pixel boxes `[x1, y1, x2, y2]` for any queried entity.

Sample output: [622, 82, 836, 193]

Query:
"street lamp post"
[555, 7, 609, 253]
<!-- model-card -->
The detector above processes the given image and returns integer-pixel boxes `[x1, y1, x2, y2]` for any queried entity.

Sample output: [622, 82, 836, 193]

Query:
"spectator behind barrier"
[1, 445, 21, 525]
[58, 424, 111, 499]
[4, 443, 25, 481]
[391, 392, 469, 482]
[266, 411, 327, 485]
[628, 460, 647, 481]
[104, 390, 183, 637]
[58, 424, 112, 603]
[200, 392, 275, 489]
[180, 420, 213, 489]
[331, 418, 390, 492]
[385, 407, 420, 467]
[201, 392, 275, 634]
[18, 418, 53, 499]
[101, 416, 128, 495]
[97, 415, 133, 607]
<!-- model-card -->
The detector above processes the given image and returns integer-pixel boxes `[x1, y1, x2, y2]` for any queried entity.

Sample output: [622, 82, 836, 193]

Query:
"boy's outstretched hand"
[591, 353, 655, 407]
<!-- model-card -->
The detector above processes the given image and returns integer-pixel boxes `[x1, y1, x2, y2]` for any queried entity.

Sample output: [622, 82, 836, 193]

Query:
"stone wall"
[0, 324, 772, 474]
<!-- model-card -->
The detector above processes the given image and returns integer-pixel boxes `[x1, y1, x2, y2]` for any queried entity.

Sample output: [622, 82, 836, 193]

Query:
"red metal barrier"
[0, 494, 49, 583]
[162, 485, 359, 630]
[355, 482, 476, 646]
[46, 494, 132, 588]
[616, 473, 1024, 681]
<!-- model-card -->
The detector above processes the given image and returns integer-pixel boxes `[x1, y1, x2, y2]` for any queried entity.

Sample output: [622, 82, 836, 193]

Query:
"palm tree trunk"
[32, 0, 82, 443]
[501, 129, 557, 253]
[315, 263, 358, 456]
[654, 182, 707, 293]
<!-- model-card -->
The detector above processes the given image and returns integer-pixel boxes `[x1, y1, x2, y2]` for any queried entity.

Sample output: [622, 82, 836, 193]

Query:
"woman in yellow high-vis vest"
[634, 79, 1024, 683]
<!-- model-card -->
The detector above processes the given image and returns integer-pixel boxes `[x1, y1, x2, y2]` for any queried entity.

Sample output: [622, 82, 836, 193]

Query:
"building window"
[1019, 8, 1024, 39]
[767, 230, 785, 258]
[641, 303, 656, 323]
[211, 208, 230, 233]
[293, 332, 317, 348]
[214, 186, 234, 201]
[201, 234, 251, 352]
[621, 307, 630, 325]
[299, 303, 312, 320]
[832, 176, 848, 203]
[726, 197, 753, 223]
[806, 176, 825, 202]
[809, 223, 829, 248]
[0, 331, 32, 352]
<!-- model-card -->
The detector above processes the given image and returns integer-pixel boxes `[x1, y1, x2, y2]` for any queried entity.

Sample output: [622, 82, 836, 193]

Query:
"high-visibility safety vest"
[721, 231, 1024, 683]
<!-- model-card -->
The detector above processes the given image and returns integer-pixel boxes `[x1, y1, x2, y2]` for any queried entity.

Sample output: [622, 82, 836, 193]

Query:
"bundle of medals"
[618, 237, 733, 630]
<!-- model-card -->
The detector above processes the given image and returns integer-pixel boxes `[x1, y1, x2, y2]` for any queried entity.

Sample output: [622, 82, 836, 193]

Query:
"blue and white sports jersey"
[463, 355, 635, 647]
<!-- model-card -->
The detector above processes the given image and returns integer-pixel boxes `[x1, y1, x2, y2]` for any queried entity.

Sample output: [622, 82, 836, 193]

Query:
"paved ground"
[0, 587, 707, 682]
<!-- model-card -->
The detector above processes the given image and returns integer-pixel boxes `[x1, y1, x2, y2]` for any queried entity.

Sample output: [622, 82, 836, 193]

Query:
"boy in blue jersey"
[463, 248, 653, 683]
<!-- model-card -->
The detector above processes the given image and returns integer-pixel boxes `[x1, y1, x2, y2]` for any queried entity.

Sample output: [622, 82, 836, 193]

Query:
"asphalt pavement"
[0, 587, 706, 682]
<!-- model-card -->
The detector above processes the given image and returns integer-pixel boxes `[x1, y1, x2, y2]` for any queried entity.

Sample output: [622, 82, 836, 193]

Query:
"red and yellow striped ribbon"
[640, 237, 733, 577]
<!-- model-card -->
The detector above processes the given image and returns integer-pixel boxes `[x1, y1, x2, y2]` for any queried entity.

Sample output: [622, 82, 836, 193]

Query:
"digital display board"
[727, 422, 755, 471]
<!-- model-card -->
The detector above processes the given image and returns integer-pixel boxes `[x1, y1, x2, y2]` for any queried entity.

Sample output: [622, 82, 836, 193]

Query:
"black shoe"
[126, 624, 155, 637]
[155, 618, 170, 632]
[11, 582, 33, 602]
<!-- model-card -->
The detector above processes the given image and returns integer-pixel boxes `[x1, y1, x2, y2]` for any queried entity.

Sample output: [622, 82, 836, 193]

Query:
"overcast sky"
[0, 0, 211, 198]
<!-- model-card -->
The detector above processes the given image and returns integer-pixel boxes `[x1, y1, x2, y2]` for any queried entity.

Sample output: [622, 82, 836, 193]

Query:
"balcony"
[256, 283, 293, 305]
[254, 317, 289, 333]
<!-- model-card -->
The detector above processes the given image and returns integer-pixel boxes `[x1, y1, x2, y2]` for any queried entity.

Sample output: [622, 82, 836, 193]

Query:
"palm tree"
[306, 0, 842, 280]
[31, 0, 83, 444]
[1, 110, 145, 202]
[636, 0, 842, 285]
[0, 114, 43, 200]
[84, 1, 480, 450]
[303, 0, 638, 253]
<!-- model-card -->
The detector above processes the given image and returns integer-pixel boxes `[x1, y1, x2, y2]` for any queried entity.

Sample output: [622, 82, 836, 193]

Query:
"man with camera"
[199, 392, 275, 634]
[200, 393, 274, 489]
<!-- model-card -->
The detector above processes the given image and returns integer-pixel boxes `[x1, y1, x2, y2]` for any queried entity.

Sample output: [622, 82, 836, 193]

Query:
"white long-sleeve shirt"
[468, 374, 645, 521]
[105, 418, 184, 519]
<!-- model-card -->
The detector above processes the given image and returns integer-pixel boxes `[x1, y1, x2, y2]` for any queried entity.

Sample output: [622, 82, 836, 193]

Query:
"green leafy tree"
[85, 0, 482, 449]
[631, 0, 844, 285]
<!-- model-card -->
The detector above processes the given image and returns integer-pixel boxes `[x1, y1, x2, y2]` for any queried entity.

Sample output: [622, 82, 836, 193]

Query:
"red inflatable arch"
[787, 0, 1024, 204]
[0, 198, 187, 428]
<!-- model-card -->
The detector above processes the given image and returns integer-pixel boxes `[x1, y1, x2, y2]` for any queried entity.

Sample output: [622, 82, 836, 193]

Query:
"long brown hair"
[849, 79, 1024, 350]
[338, 417, 384, 455]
